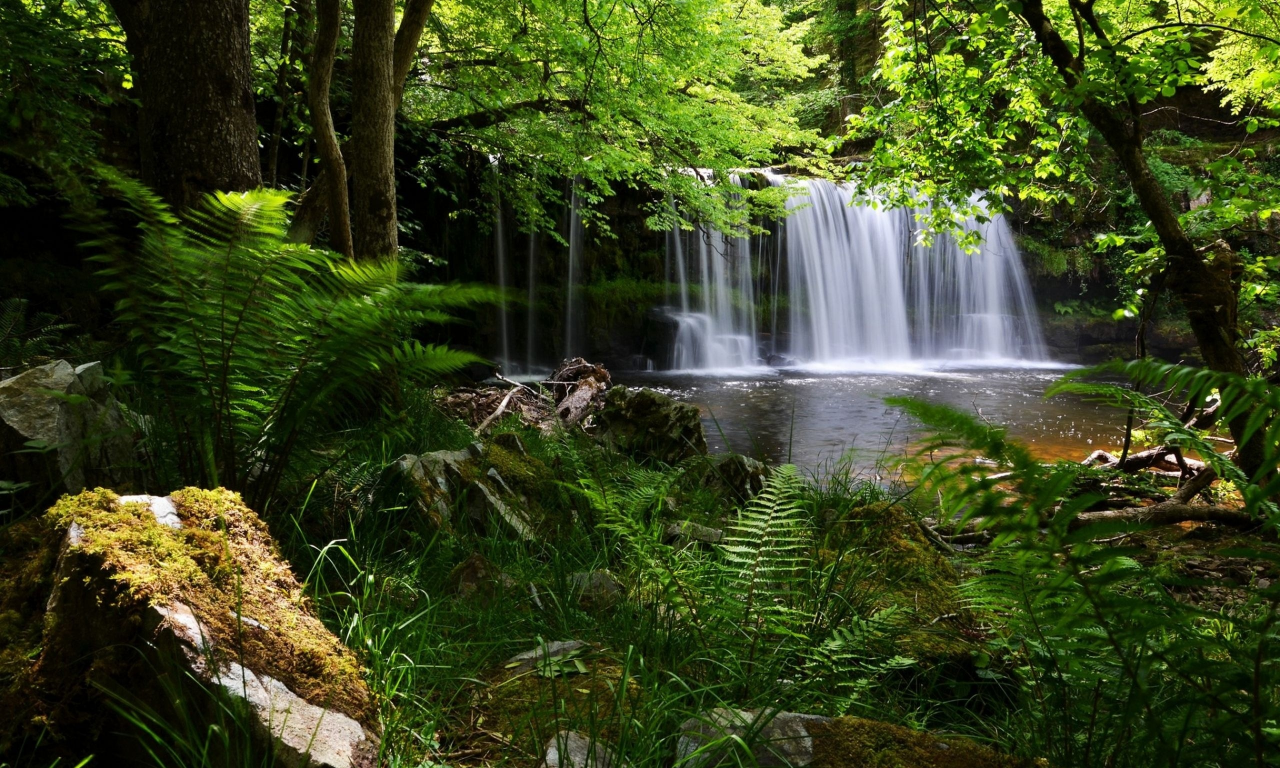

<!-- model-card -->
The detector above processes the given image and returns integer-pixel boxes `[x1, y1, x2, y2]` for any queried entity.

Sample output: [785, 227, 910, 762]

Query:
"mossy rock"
[597, 387, 708, 465]
[465, 647, 642, 765]
[1, 488, 378, 766]
[822, 503, 979, 662]
[811, 717, 1034, 768]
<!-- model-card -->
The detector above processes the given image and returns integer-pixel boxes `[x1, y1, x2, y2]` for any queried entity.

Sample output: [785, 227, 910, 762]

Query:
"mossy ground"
[811, 717, 1034, 768]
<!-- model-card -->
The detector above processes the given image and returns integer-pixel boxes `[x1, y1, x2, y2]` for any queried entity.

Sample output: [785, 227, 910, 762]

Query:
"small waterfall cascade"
[660, 175, 1046, 370]
[564, 183, 585, 359]
[666, 183, 760, 369]
[492, 194, 512, 370]
[525, 231, 539, 373]
[777, 177, 1045, 363]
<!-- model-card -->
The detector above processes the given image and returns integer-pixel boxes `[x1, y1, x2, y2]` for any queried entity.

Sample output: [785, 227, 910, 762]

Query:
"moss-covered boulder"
[0, 488, 379, 767]
[677, 710, 1030, 768]
[810, 717, 1031, 768]
[597, 386, 707, 464]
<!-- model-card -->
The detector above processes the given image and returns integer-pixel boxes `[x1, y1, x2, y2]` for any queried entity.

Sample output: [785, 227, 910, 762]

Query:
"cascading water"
[659, 176, 1046, 370]
[778, 177, 1046, 364]
[564, 183, 584, 359]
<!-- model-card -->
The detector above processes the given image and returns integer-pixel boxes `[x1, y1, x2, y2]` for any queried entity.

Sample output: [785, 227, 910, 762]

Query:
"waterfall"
[662, 175, 1046, 370]
[525, 231, 538, 372]
[564, 183, 584, 358]
[668, 224, 759, 369]
[493, 191, 511, 370]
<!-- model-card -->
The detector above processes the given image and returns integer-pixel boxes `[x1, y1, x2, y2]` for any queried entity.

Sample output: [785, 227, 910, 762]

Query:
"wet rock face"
[0, 361, 134, 503]
[597, 387, 708, 465]
[2, 489, 380, 767]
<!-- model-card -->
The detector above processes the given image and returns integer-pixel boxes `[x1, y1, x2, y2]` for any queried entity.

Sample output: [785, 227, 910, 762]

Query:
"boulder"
[0, 361, 134, 503]
[597, 387, 707, 464]
[677, 710, 1029, 768]
[664, 520, 724, 547]
[677, 708, 830, 768]
[543, 731, 622, 768]
[503, 640, 588, 676]
[705, 454, 769, 501]
[449, 552, 517, 602]
[0, 488, 379, 767]
[569, 570, 623, 608]
[387, 443, 538, 540]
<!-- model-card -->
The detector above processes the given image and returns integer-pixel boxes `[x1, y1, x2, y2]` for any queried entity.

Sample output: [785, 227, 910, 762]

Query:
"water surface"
[616, 363, 1124, 471]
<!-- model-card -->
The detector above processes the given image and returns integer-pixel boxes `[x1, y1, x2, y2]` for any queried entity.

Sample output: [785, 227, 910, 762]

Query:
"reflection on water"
[615, 365, 1125, 471]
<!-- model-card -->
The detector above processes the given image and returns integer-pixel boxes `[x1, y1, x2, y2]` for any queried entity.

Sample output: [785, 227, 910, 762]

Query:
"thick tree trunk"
[349, 0, 399, 260]
[1018, 0, 1264, 479]
[107, 0, 261, 208]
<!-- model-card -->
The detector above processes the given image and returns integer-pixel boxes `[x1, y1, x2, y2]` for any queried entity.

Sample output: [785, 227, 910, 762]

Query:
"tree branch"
[427, 98, 592, 132]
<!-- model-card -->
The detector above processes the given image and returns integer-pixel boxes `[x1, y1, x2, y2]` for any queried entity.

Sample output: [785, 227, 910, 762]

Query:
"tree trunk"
[287, 0, 435, 247]
[309, 0, 353, 258]
[1018, 0, 1264, 479]
[349, 0, 398, 260]
[107, 0, 261, 208]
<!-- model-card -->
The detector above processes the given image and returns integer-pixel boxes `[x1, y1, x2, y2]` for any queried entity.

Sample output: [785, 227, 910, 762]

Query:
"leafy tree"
[398, 0, 821, 233]
[847, 0, 1280, 476]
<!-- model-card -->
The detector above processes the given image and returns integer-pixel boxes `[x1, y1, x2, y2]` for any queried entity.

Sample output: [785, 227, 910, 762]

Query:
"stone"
[386, 444, 537, 540]
[0, 360, 134, 502]
[677, 709, 831, 768]
[664, 520, 724, 547]
[543, 731, 621, 768]
[4, 488, 380, 767]
[570, 569, 623, 607]
[492, 431, 528, 455]
[706, 454, 769, 501]
[597, 387, 707, 465]
[503, 639, 587, 676]
[449, 552, 517, 601]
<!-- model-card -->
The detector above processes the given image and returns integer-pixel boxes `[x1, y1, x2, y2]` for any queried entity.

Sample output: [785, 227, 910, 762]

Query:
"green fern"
[94, 178, 492, 507]
[892, 367, 1280, 768]
[717, 464, 811, 663]
[0, 298, 72, 374]
[1048, 359, 1280, 518]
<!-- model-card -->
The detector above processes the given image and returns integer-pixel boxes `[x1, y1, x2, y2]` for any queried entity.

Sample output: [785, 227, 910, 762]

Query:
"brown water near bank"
[616, 365, 1125, 472]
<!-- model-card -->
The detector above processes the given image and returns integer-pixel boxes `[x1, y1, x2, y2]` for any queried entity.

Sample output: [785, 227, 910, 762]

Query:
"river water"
[616, 362, 1124, 472]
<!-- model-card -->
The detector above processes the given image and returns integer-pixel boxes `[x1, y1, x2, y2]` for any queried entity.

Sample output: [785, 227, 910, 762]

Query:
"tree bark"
[1017, 0, 1263, 479]
[349, 0, 399, 260]
[309, 0, 353, 257]
[288, 0, 436, 247]
[107, 0, 261, 208]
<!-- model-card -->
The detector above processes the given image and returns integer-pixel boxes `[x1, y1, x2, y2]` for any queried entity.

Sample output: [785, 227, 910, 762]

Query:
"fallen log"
[1069, 502, 1257, 530]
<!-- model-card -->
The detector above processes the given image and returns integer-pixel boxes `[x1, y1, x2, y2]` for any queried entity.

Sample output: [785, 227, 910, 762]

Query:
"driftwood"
[547, 358, 611, 427]
[439, 359, 613, 433]
[1083, 446, 1205, 474]
[1068, 467, 1257, 530]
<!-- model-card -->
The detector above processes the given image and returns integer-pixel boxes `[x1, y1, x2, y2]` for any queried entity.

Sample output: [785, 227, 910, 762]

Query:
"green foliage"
[893, 360, 1280, 766]
[94, 179, 492, 508]
[403, 0, 823, 235]
[1051, 360, 1280, 515]
[0, 0, 127, 205]
[0, 298, 71, 374]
